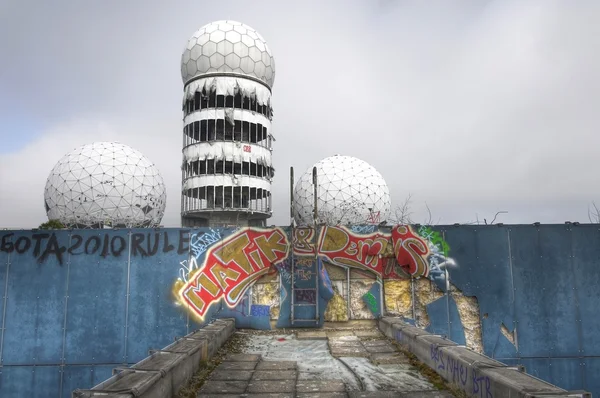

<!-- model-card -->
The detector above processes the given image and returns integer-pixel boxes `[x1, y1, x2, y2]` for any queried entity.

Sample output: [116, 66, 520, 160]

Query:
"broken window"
[217, 95, 225, 108]
[242, 122, 249, 142]
[234, 162, 241, 174]
[242, 95, 250, 110]
[216, 119, 224, 140]
[216, 160, 224, 174]
[225, 161, 233, 174]
[208, 92, 216, 108]
[224, 120, 233, 140]
[234, 92, 242, 108]
[208, 120, 215, 141]
[194, 92, 200, 111]
[233, 186, 241, 208]
[225, 95, 234, 107]
[199, 160, 207, 174]
[200, 120, 207, 142]
[193, 121, 200, 142]
[250, 123, 257, 143]
[224, 186, 232, 208]
[234, 122, 241, 141]
[242, 186, 249, 208]
[216, 185, 224, 208]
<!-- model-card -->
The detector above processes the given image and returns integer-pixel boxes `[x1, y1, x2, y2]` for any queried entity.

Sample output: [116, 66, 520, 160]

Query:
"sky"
[1, 0, 599, 228]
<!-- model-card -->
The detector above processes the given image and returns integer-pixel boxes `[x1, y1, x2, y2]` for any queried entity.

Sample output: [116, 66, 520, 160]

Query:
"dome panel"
[210, 30, 225, 43]
[225, 53, 241, 69]
[225, 30, 241, 43]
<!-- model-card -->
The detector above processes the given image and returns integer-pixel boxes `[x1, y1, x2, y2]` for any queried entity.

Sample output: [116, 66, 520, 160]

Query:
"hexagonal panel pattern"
[181, 20, 276, 88]
[44, 142, 166, 228]
[293, 155, 391, 226]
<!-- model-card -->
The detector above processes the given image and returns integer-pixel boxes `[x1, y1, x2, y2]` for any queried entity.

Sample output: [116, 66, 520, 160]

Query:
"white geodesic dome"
[181, 20, 276, 88]
[44, 142, 166, 228]
[293, 155, 391, 226]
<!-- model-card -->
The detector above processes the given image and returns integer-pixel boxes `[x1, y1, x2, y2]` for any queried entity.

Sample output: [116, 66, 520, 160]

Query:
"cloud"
[1, 0, 599, 228]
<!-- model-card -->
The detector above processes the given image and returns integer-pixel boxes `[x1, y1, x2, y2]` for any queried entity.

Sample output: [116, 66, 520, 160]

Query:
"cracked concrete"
[197, 324, 455, 397]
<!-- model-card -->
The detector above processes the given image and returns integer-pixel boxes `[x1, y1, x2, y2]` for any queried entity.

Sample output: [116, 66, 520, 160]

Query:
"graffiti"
[251, 304, 270, 317]
[416, 226, 455, 280]
[350, 224, 377, 234]
[0, 230, 186, 265]
[295, 269, 314, 281]
[363, 291, 378, 315]
[190, 229, 222, 259]
[430, 344, 491, 398]
[177, 229, 223, 282]
[417, 226, 449, 256]
[471, 368, 493, 398]
[176, 227, 289, 320]
[318, 226, 393, 275]
[293, 227, 316, 255]
[294, 289, 316, 304]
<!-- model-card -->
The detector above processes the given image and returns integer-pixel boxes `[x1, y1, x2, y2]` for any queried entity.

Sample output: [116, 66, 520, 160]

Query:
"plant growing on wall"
[38, 220, 65, 230]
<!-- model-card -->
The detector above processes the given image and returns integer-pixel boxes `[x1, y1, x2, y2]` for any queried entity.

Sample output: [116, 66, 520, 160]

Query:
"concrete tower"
[180, 21, 276, 227]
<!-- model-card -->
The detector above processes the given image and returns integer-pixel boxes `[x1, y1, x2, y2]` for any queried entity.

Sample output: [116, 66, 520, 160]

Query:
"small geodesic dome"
[44, 142, 166, 228]
[293, 155, 391, 226]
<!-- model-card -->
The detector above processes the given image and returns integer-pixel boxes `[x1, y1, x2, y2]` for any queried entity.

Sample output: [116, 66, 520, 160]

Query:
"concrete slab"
[224, 353, 261, 362]
[330, 346, 369, 357]
[340, 357, 435, 392]
[245, 395, 294, 398]
[348, 392, 399, 397]
[297, 331, 327, 340]
[252, 370, 297, 380]
[354, 330, 383, 338]
[198, 380, 248, 394]
[329, 339, 363, 347]
[217, 360, 258, 370]
[370, 352, 411, 365]
[363, 344, 395, 354]
[361, 340, 391, 347]
[349, 392, 454, 397]
[256, 361, 297, 370]
[209, 369, 253, 381]
[327, 330, 353, 338]
[296, 379, 347, 393]
[247, 380, 295, 393]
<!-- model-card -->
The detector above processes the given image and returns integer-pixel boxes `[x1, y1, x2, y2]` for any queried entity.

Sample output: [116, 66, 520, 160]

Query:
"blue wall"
[0, 224, 598, 397]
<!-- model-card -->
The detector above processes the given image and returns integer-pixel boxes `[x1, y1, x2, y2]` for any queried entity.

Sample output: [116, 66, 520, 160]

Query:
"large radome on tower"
[180, 21, 276, 227]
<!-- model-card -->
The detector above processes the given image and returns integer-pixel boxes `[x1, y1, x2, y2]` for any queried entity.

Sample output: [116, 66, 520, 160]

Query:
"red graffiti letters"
[178, 228, 289, 319]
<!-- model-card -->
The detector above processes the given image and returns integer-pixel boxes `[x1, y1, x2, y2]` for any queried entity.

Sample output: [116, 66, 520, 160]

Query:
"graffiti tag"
[176, 228, 289, 320]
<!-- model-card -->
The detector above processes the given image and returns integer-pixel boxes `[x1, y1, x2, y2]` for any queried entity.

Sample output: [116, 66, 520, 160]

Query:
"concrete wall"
[0, 224, 598, 397]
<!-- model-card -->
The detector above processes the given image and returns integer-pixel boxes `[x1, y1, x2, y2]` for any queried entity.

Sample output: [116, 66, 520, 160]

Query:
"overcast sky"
[1, 0, 599, 228]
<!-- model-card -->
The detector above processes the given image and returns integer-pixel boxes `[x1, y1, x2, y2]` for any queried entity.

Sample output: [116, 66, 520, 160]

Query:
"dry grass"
[176, 332, 249, 398]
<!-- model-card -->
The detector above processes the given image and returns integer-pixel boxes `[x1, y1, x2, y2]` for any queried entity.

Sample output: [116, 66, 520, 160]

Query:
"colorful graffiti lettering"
[318, 226, 393, 275]
[318, 225, 438, 278]
[172, 224, 455, 321]
[293, 227, 316, 255]
[175, 227, 289, 320]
